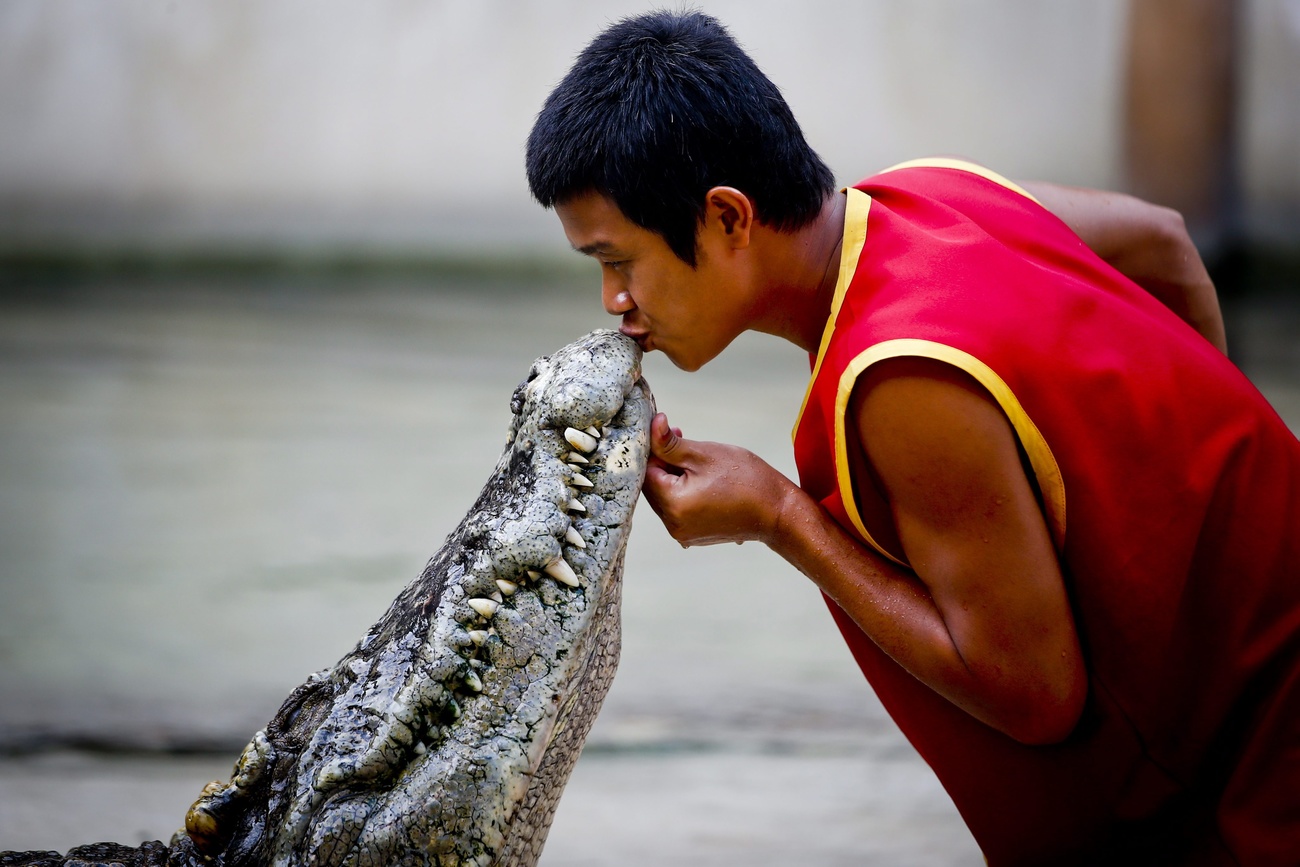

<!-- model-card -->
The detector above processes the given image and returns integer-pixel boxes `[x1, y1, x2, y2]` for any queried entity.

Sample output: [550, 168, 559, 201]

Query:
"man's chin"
[655, 335, 730, 373]
[663, 347, 710, 373]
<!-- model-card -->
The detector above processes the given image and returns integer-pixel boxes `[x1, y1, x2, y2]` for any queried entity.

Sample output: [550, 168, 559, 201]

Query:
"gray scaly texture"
[1, 329, 653, 867]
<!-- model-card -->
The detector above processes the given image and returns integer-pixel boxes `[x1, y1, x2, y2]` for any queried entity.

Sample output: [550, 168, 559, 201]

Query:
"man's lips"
[618, 325, 651, 351]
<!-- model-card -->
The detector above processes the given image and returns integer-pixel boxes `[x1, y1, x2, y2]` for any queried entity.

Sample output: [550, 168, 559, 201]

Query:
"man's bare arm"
[642, 359, 1087, 744]
[1021, 180, 1227, 354]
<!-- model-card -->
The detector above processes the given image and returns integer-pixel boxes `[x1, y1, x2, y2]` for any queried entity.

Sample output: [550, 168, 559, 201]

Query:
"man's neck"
[747, 192, 847, 354]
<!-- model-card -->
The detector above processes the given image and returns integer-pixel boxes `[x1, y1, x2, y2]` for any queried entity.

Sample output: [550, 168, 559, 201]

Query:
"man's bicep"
[850, 358, 1060, 591]
[850, 357, 1087, 742]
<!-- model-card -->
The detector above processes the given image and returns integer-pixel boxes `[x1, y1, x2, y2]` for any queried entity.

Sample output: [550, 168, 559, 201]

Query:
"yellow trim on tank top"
[792, 186, 872, 443]
[876, 157, 1041, 205]
[832, 339, 1067, 567]
[792, 159, 1034, 444]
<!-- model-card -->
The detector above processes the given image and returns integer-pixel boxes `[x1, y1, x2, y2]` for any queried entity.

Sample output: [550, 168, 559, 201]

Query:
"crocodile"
[2, 329, 653, 867]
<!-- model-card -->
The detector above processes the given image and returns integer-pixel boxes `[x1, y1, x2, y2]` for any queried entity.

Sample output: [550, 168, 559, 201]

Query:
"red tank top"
[792, 160, 1300, 864]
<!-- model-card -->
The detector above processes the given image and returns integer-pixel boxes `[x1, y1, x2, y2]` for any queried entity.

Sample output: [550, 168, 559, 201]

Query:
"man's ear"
[702, 186, 754, 250]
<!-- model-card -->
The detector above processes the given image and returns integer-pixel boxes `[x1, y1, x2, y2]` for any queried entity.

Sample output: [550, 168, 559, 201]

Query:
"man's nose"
[602, 281, 635, 316]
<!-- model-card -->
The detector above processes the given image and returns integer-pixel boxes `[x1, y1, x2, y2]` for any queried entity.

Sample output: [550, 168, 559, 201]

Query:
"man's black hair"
[526, 10, 835, 266]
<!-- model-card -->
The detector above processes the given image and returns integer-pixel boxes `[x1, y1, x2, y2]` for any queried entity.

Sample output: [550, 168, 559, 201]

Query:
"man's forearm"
[765, 484, 1080, 745]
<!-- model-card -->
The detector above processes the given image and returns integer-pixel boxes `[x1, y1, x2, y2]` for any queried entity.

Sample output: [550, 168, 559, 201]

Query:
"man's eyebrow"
[573, 242, 616, 256]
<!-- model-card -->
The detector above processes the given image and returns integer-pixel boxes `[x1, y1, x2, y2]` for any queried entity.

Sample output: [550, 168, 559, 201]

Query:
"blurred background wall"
[1, 0, 1297, 262]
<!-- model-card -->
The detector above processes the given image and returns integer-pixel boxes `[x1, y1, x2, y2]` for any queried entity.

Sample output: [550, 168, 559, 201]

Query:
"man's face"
[555, 191, 749, 372]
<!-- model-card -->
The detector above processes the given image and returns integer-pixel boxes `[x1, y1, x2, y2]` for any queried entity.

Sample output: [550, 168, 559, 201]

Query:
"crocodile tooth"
[495, 579, 518, 597]
[467, 598, 499, 619]
[568, 498, 586, 513]
[414, 741, 428, 756]
[463, 670, 483, 693]
[585, 425, 602, 438]
[467, 630, 488, 646]
[184, 804, 220, 847]
[564, 526, 586, 549]
[390, 721, 415, 747]
[544, 556, 581, 587]
[564, 427, 598, 453]
[525, 569, 542, 582]
[565, 452, 589, 465]
[571, 471, 594, 488]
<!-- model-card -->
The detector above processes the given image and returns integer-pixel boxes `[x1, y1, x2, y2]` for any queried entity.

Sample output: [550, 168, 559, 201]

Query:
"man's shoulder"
[853, 157, 1041, 208]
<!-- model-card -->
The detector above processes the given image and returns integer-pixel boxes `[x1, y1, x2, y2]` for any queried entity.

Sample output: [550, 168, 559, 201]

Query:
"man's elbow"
[1004, 680, 1088, 746]
[1146, 202, 1194, 260]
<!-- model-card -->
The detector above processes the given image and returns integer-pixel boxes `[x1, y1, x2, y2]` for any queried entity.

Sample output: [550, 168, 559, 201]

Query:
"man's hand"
[642, 412, 800, 547]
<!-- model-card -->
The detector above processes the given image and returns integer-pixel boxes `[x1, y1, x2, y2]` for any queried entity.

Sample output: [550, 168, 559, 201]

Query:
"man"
[525, 11, 1299, 865]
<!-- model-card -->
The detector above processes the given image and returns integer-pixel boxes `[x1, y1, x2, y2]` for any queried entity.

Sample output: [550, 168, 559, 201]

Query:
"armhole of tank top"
[834, 339, 1067, 565]
[874, 157, 1042, 204]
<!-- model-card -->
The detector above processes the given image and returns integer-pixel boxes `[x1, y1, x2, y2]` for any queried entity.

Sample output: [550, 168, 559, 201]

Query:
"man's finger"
[648, 453, 683, 477]
[650, 412, 695, 466]
[644, 462, 675, 490]
[641, 462, 683, 517]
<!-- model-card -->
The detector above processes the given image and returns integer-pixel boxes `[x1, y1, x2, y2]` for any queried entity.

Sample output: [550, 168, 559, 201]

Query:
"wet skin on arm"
[641, 356, 1087, 746]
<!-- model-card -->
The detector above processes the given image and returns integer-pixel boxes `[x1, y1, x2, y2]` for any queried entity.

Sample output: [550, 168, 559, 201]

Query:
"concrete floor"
[0, 273, 1294, 864]
[0, 746, 976, 866]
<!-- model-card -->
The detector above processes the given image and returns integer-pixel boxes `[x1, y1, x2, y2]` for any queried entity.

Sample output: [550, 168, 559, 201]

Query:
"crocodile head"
[174, 329, 653, 867]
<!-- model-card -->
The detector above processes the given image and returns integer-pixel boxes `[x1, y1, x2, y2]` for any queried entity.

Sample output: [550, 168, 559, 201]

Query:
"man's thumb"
[650, 412, 690, 464]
